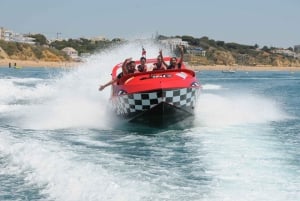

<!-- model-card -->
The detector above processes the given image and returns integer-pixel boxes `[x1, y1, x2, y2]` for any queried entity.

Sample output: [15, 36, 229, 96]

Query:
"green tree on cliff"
[27, 34, 48, 45]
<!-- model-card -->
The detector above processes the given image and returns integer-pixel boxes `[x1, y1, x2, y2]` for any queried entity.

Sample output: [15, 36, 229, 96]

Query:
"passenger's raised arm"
[178, 45, 184, 65]
[122, 57, 132, 75]
[159, 49, 169, 68]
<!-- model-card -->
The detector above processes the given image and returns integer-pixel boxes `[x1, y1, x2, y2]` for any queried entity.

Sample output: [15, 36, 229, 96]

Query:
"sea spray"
[194, 93, 290, 127]
[1, 40, 170, 130]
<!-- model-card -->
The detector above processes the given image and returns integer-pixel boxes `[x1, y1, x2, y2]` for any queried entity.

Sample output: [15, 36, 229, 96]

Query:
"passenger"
[167, 45, 184, 69]
[99, 58, 137, 91]
[152, 50, 167, 71]
[137, 57, 148, 72]
[142, 47, 146, 57]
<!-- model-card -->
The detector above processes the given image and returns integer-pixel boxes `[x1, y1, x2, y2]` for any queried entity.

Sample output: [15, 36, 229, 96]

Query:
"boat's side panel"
[110, 88, 200, 117]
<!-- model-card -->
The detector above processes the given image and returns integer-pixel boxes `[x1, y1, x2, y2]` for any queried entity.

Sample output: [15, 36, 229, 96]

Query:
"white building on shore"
[272, 48, 300, 58]
[0, 27, 35, 44]
[159, 38, 189, 51]
[62, 47, 79, 60]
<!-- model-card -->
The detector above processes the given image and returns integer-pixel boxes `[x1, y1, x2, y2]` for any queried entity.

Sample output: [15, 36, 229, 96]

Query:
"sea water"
[0, 43, 299, 201]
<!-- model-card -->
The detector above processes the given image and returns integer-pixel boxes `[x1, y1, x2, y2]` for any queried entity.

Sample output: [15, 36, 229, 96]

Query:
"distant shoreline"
[1, 59, 300, 71]
[0, 59, 78, 68]
[190, 65, 300, 72]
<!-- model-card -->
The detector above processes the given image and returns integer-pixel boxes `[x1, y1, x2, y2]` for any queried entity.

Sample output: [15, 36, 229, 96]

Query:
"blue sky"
[1, 0, 299, 48]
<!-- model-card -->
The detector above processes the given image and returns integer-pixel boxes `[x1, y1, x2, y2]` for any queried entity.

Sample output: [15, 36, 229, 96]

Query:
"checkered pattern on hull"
[110, 88, 200, 116]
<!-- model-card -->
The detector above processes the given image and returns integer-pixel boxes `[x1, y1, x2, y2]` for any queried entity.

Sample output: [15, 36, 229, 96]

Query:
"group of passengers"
[99, 46, 184, 91]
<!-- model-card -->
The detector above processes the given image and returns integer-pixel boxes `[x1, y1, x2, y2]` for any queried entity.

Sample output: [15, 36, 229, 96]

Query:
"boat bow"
[108, 58, 201, 126]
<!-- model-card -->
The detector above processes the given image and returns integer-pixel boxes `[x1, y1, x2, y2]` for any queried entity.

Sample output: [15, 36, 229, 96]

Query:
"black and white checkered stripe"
[110, 88, 200, 115]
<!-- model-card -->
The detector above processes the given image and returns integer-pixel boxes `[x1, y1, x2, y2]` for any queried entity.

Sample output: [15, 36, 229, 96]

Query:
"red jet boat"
[108, 57, 201, 127]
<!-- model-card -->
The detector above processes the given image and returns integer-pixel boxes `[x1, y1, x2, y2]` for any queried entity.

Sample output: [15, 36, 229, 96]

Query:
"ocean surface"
[0, 52, 300, 200]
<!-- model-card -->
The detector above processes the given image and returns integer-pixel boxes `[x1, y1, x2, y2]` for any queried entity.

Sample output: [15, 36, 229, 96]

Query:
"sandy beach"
[0, 59, 78, 68]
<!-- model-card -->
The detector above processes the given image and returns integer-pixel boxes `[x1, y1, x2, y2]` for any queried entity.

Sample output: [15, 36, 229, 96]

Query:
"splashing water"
[1, 40, 299, 201]
[1, 40, 172, 130]
[194, 92, 290, 127]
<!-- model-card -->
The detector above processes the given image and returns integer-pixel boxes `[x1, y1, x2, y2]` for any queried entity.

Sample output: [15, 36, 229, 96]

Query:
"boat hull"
[128, 102, 195, 127]
[110, 88, 200, 126]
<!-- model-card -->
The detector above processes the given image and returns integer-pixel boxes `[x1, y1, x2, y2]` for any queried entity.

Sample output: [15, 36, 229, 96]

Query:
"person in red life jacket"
[99, 58, 137, 91]
[152, 50, 168, 71]
[167, 45, 184, 69]
[142, 47, 146, 57]
[137, 57, 148, 72]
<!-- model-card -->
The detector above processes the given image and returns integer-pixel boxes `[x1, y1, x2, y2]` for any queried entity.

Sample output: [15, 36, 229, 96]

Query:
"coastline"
[0, 59, 79, 68]
[190, 65, 300, 72]
[1, 59, 300, 71]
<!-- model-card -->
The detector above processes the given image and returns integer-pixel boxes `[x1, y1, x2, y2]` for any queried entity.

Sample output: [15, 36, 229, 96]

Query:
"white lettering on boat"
[176, 72, 187, 79]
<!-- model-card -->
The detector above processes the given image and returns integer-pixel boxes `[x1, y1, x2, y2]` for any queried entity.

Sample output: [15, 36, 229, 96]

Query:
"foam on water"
[0, 78, 52, 104]
[187, 124, 300, 201]
[202, 84, 223, 90]
[190, 83, 299, 200]
[0, 40, 288, 130]
[194, 93, 290, 127]
[0, 40, 170, 130]
[1, 40, 299, 201]
[0, 130, 150, 201]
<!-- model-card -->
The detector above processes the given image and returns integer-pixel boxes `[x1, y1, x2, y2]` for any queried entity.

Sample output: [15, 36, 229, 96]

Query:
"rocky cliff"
[0, 41, 70, 62]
